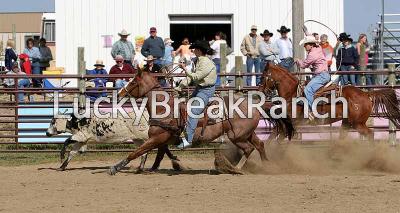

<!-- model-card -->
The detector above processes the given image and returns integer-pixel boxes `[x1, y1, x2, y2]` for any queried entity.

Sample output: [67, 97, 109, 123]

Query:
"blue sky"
[345, 0, 398, 40]
[0, 0, 398, 40]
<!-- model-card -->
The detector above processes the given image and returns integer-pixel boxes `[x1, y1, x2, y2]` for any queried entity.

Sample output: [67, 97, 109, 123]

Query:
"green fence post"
[388, 64, 397, 145]
[78, 47, 86, 112]
[235, 56, 243, 95]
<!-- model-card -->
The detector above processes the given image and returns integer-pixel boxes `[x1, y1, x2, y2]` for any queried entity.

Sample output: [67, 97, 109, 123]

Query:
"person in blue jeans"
[4, 63, 33, 102]
[295, 36, 330, 121]
[240, 25, 263, 86]
[23, 38, 42, 87]
[174, 40, 217, 148]
[335, 33, 359, 85]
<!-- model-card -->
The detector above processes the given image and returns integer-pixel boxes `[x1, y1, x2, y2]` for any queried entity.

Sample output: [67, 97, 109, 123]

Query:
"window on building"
[169, 15, 233, 50]
[42, 20, 56, 42]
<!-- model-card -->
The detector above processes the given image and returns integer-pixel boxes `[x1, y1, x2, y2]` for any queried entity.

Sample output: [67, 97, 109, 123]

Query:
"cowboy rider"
[175, 40, 217, 148]
[294, 36, 330, 121]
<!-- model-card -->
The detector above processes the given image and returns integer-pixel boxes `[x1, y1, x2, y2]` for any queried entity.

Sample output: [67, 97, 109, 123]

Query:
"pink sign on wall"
[102, 35, 113, 48]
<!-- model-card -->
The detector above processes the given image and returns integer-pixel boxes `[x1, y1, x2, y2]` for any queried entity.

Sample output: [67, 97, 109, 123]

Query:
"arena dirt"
[1, 141, 400, 213]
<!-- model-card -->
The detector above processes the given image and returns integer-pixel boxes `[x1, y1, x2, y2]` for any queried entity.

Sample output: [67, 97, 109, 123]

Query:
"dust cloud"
[243, 139, 400, 175]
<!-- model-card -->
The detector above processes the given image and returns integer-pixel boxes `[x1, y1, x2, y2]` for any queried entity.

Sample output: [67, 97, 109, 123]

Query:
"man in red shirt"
[109, 55, 136, 88]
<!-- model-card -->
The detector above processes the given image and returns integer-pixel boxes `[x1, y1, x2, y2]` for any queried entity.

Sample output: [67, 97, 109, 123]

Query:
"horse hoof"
[57, 167, 66, 171]
[108, 166, 117, 175]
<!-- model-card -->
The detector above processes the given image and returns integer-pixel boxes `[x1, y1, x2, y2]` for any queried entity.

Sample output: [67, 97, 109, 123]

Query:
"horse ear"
[264, 61, 270, 72]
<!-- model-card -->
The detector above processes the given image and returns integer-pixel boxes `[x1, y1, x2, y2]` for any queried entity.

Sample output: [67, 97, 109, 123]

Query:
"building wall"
[56, 0, 343, 76]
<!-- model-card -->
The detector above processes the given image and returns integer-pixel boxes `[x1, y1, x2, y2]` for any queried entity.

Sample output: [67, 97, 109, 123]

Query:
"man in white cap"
[109, 55, 136, 88]
[240, 25, 263, 86]
[111, 29, 135, 67]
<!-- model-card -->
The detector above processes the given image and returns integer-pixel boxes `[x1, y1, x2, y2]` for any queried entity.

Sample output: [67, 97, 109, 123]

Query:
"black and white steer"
[46, 111, 181, 171]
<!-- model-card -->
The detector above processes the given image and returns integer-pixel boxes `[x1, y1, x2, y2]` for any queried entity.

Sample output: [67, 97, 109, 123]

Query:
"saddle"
[150, 95, 228, 138]
[296, 80, 343, 104]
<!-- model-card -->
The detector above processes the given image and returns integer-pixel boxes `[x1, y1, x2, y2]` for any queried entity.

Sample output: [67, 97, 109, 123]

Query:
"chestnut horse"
[107, 71, 295, 175]
[259, 62, 400, 140]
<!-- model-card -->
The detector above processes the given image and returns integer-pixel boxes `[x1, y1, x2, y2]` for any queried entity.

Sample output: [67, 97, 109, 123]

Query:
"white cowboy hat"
[299, 36, 319, 46]
[164, 38, 174, 44]
[93, 59, 105, 67]
[118, 29, 130, 36]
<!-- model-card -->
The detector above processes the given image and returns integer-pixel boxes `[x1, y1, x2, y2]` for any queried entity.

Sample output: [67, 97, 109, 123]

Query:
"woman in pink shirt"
[295, 36, 330, 120]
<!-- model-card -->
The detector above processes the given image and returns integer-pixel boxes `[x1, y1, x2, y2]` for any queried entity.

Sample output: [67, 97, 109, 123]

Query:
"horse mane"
[269, 63, 298, 85]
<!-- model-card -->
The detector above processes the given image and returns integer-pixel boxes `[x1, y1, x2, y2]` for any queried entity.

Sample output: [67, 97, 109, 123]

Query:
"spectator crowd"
[2, 25, 373, 102]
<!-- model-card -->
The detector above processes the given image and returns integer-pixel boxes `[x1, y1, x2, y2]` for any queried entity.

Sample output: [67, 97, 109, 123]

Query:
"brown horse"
[107, 71, 295, 175]
[259, 62, 400, 140]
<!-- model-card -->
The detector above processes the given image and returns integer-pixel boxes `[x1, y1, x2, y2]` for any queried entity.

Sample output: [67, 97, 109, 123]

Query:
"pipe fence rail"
[0, 57, 399, 152]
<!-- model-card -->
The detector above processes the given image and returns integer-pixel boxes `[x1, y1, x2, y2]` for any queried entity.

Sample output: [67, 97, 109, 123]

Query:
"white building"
[56, 0, 343, 84]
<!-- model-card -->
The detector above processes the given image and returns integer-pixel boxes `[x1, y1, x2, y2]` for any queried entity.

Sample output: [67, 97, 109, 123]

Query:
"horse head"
[259, 62, 298, 100]
[118, 68, 160, 98]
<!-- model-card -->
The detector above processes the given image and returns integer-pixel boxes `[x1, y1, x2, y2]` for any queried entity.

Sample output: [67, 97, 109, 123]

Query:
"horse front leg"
[108, 131, 171, 175]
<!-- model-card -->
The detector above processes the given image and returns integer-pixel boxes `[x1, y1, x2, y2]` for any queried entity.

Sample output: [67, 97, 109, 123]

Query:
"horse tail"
[263, 105, 295, 140]
[368, 89, 400, 128]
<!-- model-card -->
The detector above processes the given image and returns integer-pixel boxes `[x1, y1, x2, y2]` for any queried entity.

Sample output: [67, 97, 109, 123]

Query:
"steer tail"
[368, 89, 400, 128]
[263, 104, 295, 140]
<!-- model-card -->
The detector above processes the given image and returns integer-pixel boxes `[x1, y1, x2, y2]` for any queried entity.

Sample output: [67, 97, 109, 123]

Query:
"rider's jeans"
[186, 85, 216, 143]
[304, 71, 330, 108]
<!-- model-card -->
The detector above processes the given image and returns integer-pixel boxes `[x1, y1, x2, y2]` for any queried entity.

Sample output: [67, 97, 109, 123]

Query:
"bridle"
[261, 69, 278, 99]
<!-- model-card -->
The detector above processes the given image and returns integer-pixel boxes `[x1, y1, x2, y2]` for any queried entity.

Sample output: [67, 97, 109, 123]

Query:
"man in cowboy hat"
[141, 27, 165, 66]
[275, 26, 294, 72]
[259, 29, 280, 77]
[143, 55, 166, 86]
[111, 29, 135, 67]
[240, 25, 263, 86]
[335, 32, 359, 85]
[176, 40, 217, 148]
[86, 59, 108, 101]
[109, 55, 136, 89]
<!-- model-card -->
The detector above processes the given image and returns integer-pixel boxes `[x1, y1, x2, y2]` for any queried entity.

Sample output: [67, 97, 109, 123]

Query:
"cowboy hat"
[338, 32, 353, 42]
[93, 59, 105, 67]
[299, 36, 319, 46]
[250, 25, 258, 30]
[277, 26, 291, 33]
[260, 29, 273, 37]
[144, 55, 155, 61]
[118, 29, 130, 36]
[189, 40, 211, 52]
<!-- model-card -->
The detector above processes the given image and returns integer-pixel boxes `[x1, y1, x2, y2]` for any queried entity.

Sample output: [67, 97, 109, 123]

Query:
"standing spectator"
[275, 26, 294, 71]
[86, 60, 108, 101]
[210, 32, 227, 86]
[175, 38, 192, 60]
[111, 29, 135, 67]
[162, 38, 175, 65]
[39, 38, 53, 72]
[320, 34, 334, 70]
[143, 55, 165, 86]
[336, 33, 359, 85]
[141, 27, 165, 66]
[23, 38, 41, 87]
[240, 25, 263, 86]
[259, 29, 280, 77]
[5, 39, 18, 71]
[109, 55, 136, 88]
[356, 33, 372, 85]
[4, 62, 33, 102]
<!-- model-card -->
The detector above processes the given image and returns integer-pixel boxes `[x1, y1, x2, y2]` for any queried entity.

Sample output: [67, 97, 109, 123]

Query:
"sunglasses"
[116, 61, 123, 63]
[251, 29, 257, 31]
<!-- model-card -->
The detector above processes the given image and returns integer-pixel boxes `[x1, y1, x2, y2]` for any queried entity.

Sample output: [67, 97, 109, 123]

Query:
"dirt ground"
[1, 142, 400, 213]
